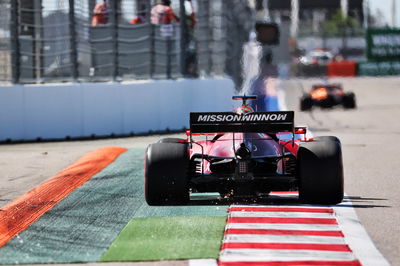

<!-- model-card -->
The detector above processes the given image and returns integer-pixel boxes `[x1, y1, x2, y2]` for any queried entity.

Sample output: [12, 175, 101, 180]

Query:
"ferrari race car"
[145, 96, 344, 206]
[300, 83, 356, 111]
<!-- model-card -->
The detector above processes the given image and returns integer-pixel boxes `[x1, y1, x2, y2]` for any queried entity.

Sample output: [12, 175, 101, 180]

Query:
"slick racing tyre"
[343, 92, 356, 109]
[300, 96, 312, 111]
[158, 138, 186, 144]
[297, 136, 344, 204]
[145, 143, 190, 205]
[315, 136, 341, 143]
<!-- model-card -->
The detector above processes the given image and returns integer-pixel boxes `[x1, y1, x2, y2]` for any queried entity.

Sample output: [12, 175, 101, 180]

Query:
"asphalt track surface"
[282, 77, 400, 266]
[0, 77, 399, 265]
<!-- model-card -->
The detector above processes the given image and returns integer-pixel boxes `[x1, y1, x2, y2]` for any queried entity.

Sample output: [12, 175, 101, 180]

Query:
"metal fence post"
[10, 0, 20, 84]
[179, 0, 187, 77]
[69, 0, 78, 81]
[33, 0, 43, 82]
[111, 0, 119, 81]
[167, 35, 171, 79]
[150, 24, 155, 78]
[146, 0, 153, 78]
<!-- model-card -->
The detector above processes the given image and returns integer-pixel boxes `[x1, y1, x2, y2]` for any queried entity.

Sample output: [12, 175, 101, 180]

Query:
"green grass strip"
[100, 216, 227, 262]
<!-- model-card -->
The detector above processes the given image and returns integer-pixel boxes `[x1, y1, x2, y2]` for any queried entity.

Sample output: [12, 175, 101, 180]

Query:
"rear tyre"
[300, 96, 313, 111]
[315, 136, 341, 143]
[158, 138, 186, 143]
[343, 92, 356, 109]
[145, 143, 190, 205]
[297, 136, 344, 204]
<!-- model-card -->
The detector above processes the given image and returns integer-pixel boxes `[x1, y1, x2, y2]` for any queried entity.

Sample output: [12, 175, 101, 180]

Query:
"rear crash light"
[238, 161, 248, 174]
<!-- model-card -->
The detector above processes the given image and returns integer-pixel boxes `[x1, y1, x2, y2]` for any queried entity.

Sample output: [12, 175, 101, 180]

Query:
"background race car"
[144, 96, 344, 206]
[300, 83, 356, 111]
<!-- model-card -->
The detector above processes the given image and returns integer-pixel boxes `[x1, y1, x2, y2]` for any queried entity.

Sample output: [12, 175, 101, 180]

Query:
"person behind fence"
[92, 0, 108, 26]
[186, 0, 196, 28]
[130, 6, 146, 24]
[151, 0, 179, 24]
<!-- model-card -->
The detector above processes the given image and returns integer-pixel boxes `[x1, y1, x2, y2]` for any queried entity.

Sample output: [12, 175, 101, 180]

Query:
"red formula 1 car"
[300, 83, 356, 111]
[145, 96, 344, 206]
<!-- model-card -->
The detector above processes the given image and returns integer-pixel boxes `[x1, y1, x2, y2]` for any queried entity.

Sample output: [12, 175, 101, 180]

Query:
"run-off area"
[0, 77, 398, 265]
[0, 149, 228, 264]
[0, 148, 389, 265]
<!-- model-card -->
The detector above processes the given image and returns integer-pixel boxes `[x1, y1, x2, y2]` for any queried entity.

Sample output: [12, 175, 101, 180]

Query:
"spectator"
[151, 0, 179, 25]
[130, 7, 146, 25]
[91, 0, 108, 26]
[186, 0, 196, 28]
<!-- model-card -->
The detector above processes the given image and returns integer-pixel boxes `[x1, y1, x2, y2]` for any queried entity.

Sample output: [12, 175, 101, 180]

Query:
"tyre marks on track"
[218, 192, 389, 266]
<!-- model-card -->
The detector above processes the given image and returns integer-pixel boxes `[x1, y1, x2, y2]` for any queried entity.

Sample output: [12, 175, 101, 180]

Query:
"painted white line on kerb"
[229, 211, 334, 218]
[227, 222, 341, 231]
[232, 204, 333, 209]
[224, 234, 346, 244]
[334, 196, 390, 266]
[220, 249, 357, 262]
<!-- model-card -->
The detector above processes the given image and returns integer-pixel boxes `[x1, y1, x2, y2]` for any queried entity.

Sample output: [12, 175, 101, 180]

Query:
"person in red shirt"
[130, 14, 146, 24]
[130, 5, 147, 25]
[91, 0, 108, 26]
[151, 0, 179, 24]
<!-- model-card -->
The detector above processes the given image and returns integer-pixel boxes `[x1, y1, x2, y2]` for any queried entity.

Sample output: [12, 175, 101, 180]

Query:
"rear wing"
[190, 111, 294, 133]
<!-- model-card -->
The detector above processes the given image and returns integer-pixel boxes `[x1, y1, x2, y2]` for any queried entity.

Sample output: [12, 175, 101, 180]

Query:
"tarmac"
[0, 77, 399, 265]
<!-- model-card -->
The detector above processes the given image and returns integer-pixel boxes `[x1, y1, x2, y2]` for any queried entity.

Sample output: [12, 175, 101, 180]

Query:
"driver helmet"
[236, 105, 254, 115]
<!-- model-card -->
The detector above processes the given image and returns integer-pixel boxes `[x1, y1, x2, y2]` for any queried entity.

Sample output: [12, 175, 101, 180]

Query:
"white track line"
[333, 197, 390, 266]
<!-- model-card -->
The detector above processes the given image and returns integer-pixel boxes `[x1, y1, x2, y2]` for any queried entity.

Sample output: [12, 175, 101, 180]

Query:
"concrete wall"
[0, 78, 234, 141]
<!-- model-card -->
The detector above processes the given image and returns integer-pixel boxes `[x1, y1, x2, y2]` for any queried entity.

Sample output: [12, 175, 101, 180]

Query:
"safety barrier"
[296, 60, 400, 77]
[358, 61, 400, 76]
[327, 61, 357, 77]
[0, 78, 234, 142]
[297, 65, 327, 77]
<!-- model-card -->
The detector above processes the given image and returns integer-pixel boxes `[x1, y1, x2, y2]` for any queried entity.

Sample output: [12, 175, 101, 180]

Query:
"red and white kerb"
[218, 192, 361, 266]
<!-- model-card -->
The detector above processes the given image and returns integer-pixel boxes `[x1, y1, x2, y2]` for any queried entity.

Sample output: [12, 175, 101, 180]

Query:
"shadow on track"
[171, 194, 392, 209]
[340, 195, 391, 209]
[177, 193, 304, 206]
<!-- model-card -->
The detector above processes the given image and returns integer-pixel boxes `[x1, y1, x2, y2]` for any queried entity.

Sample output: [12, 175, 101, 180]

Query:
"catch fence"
[0, 0, 254, 90]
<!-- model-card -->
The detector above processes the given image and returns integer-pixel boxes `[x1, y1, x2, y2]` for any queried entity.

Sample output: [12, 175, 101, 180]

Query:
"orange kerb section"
[0, 146, 127, 248]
